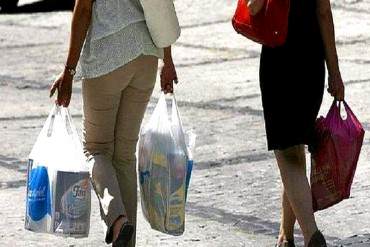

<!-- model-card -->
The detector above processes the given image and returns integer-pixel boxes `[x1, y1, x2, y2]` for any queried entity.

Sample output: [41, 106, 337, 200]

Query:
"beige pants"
[82, 55, 158, 246]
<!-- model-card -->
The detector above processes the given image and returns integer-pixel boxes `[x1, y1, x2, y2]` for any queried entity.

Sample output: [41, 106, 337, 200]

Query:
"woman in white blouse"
[49, 0, 178, 246]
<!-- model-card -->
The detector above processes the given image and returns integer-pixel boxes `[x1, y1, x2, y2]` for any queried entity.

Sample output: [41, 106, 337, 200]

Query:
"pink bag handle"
[328, 100, 364, 133]
[326, 100, 341, 121]
[328, 100, 355, 121]
[342, 100, 361, 125]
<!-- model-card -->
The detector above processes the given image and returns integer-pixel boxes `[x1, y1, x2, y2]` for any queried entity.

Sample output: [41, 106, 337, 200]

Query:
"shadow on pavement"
[185, 202, 370, 246]
[0, 0, 74, 14]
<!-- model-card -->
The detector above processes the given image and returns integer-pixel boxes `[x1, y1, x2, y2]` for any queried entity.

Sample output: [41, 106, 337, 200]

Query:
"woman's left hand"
[160, 61, 178, 94]
[328, 72, 345, 101]
[49, 70, 73, 107]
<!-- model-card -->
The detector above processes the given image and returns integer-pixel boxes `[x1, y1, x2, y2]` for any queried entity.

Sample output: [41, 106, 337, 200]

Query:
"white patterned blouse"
[78, 0, 164, 79]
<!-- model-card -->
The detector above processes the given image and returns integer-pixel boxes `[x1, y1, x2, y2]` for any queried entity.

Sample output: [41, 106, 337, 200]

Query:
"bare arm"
[65, 0, 93, 69]
[316, 0, 345, 100]
[50, 0, 93, 106]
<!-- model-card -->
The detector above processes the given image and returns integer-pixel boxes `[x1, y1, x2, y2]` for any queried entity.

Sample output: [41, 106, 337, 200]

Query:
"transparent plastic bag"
[138, 93, 196, 235]
[25, 105, 91, 238]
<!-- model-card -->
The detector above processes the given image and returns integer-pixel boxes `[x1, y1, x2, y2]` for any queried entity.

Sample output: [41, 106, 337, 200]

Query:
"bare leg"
[278, 157, 308, 243]
[277, 189, 296, 244]
[274, 145, 318, 247]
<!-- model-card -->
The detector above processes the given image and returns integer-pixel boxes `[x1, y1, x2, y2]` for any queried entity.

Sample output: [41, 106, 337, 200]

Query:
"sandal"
[275, 239, 296, 247]
[112, 222, 134, 247]
[308, 230, 327, 247]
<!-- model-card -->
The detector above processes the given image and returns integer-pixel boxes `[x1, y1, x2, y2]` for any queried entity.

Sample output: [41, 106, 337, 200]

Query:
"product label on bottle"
[53, 171, 91, 236]
[27, 165, 51, 222]
[61, 179, 89, 219]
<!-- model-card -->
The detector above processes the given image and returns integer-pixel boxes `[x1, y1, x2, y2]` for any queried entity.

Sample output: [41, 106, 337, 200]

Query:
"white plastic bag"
[25, 105, 91, 238]
[138, 93, 195, 235]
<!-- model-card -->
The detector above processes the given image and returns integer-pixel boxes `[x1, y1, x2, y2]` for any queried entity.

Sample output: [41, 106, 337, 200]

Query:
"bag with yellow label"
[138, 93, 195, 236]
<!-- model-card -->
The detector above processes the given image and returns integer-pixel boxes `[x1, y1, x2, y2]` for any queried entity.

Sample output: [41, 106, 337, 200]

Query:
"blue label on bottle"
[27, 166, 51, 221]
[185, 160, 193, 201]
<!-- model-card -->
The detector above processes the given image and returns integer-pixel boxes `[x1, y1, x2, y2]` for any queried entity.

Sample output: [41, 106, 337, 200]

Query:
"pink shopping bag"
[311, 100, 365, 211]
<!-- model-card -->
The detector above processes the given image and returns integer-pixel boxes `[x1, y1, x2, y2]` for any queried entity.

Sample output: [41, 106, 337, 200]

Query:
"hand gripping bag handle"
[47, 105, 74, 138]
[326, 100, 341, 122]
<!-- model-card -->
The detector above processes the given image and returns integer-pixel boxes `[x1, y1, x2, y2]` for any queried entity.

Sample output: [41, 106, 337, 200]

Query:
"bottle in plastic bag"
[25, 159, 52, 232]
[52, 171, 91, 237]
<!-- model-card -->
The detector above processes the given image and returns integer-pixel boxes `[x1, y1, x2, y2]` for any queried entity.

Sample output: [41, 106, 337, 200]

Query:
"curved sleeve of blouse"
[77, 21, 164, 80]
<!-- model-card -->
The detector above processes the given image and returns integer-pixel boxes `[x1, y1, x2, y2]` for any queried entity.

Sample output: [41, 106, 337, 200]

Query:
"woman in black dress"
[249, 0, 345, 246]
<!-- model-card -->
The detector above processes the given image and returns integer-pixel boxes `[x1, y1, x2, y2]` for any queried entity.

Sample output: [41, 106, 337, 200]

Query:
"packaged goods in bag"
[25, 105, 91, 237]
[138, 93, 196, 235]
[53, 171, 91, 237]
[25, 160, 52, 232]
[311, 100, 365, 211]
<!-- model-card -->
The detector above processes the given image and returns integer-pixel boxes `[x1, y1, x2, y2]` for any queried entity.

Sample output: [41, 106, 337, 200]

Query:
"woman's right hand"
[246, 0, 265, 16]
[161, 46, 178, 94]
[49, 70, 73, 107]
[160, 60, 178, 94]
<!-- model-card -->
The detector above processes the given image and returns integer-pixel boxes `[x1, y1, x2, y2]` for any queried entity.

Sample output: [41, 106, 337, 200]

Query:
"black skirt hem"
[267, 139, 314, 152]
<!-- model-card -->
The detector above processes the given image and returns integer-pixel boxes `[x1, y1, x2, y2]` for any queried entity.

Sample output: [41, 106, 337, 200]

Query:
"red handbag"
[232, 0, 290, 47]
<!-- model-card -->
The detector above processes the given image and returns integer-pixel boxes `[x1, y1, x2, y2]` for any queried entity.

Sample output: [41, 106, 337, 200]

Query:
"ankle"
[278, 232, 294, 243]
[306, 230, 326, 247]
[279, 228, 294, 239]
[303, 227, 319, 246]
[113, 215, 128, 242]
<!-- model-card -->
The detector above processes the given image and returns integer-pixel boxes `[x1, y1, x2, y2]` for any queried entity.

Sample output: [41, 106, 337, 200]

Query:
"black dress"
[259, 0, 325, 151]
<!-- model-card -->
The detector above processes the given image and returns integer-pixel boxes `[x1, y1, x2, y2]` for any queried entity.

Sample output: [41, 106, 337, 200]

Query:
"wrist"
[163, 52, 174, 63]
[64, 64, 76, 77]
[328, 70, 341, 79]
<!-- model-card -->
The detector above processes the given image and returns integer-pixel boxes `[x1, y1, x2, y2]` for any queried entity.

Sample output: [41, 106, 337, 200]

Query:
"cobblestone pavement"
[1, 0, 370, 246]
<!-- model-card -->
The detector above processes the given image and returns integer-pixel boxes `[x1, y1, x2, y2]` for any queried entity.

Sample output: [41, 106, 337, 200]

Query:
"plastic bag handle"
[64, 108, 74, 135]
[145, 92, 171, 134]
[327, 100, 363, 133]
[171, 94, 184, 130]
[47, 104, 74, 137]
[328, 100, 345, 120]
[342, 100, 362, 126]
[171, 94, 188, 155]
[47, 105, 58, 137]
